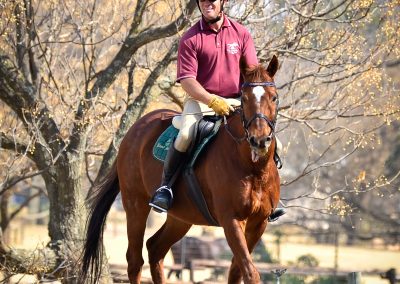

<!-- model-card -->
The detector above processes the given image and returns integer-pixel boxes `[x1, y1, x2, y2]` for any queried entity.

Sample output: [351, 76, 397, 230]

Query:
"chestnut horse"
[80, 56, 280, 284]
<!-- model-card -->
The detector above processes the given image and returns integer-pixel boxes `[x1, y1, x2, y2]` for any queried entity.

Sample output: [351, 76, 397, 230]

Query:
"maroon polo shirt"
[177, 15, 258, 98]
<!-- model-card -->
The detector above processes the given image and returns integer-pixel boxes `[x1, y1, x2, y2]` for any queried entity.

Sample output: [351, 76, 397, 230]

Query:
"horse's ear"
[266, 55, 279, 78]
[240, 56, 248, 76]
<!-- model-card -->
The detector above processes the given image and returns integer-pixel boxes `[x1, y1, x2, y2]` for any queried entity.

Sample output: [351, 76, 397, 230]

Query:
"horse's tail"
[79, 161, 120, 283]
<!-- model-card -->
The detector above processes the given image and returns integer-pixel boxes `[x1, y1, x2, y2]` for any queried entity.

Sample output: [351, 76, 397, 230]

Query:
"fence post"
[189, 260, 194, 283]
[348, 272, 362, 284]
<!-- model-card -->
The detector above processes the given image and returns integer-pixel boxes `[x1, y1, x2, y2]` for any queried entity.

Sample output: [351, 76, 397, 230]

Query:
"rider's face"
[199, 0, 222, 21]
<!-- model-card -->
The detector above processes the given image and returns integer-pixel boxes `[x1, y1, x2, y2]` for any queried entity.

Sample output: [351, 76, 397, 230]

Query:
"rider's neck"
[206, 13, 224, 32]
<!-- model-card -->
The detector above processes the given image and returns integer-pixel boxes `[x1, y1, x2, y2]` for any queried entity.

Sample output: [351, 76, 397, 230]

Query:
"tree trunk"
[42, 152, 111, 283]
[0, 153, 112, 283]
[0, 189, 12, 234]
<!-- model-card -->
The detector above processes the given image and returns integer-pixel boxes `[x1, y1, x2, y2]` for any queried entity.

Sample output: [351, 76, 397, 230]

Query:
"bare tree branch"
[95, 40, 181, 180]
[69, 0, 197, 154]
[0, 55, 66, 163]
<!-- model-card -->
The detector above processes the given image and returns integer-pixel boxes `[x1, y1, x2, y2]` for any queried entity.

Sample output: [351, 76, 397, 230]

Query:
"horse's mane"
[243, 64, 268, 82]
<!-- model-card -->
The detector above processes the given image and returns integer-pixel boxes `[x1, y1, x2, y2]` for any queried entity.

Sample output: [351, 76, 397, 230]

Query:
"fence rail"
[110, 262, 399, 284]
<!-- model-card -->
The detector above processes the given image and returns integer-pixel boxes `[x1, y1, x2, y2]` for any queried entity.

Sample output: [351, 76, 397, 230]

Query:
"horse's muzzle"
[249, 135, 272, 162]
[249, 135, 272, 149]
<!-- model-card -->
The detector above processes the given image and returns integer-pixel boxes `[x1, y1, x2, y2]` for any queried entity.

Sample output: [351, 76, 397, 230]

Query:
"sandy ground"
[4, 211, 400, 283]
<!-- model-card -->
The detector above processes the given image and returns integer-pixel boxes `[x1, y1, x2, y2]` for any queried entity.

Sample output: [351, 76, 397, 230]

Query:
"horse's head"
[240, 55, 279, 163]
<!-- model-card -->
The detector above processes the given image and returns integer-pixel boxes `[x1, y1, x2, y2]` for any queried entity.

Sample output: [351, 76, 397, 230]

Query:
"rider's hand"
[207, 96, 234, 116]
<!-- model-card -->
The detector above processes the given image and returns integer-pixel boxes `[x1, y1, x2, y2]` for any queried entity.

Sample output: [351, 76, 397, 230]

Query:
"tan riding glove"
[208, 96, 233, 116]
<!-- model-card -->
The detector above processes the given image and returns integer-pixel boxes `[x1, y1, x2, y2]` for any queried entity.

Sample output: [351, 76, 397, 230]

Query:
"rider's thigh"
[174, 99, 202, 152]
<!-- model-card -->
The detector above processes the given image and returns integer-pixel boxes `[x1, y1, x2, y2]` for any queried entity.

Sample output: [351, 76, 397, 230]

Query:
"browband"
[241, 82, 276, 88]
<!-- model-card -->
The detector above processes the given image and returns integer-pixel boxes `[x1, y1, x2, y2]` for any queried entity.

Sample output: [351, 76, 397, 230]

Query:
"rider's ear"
[266, 55, 279, 78]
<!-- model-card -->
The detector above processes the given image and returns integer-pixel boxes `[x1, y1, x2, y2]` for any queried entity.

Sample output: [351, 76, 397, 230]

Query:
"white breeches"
[172, 98, 241, 152]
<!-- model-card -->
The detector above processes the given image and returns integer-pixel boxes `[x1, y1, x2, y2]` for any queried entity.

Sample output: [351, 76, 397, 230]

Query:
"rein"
[223, 108, 248, 144]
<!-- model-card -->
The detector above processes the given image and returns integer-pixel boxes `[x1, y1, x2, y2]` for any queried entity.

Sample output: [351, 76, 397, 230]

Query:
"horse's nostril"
[249, 136, 258, 147]
[259, 136, 272, 148]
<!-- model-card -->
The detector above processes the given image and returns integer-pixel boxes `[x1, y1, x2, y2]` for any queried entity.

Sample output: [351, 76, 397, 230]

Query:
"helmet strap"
[204, 12, 223, 24]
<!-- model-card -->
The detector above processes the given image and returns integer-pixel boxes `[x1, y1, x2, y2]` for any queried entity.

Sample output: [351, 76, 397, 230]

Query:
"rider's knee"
[177, 128, 191, 141]
[174, 133, 191, 152]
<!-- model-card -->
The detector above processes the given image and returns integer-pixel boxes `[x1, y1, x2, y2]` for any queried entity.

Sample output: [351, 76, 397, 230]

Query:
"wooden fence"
[109, 235, 400, 283]
[110, 262, 399, 284]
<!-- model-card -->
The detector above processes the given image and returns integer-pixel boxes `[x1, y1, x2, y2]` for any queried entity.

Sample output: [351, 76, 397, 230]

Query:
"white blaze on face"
[252, 86, 265, 103]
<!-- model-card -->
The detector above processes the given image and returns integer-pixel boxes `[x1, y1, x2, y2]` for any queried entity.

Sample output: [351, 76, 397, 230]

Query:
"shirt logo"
[226, 42, 239, 54]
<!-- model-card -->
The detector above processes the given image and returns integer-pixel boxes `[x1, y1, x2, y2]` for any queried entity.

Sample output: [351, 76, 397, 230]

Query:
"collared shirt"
[177, 16, 258, 98]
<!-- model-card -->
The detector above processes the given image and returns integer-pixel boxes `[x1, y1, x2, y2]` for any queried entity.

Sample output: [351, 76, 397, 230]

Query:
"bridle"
[240, 81, 279, 144]
[241, 81, 278, 132]
[224, 81, 279, 145]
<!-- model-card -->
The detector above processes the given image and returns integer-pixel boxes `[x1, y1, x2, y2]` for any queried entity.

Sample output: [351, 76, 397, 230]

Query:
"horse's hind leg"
[123, 195, 151, 284]
[146, 215, 191, 284]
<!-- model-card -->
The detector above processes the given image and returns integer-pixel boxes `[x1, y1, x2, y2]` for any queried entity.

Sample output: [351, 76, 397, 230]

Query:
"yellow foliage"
[327, 195, 353, 216]
[357, 170, 366, 182]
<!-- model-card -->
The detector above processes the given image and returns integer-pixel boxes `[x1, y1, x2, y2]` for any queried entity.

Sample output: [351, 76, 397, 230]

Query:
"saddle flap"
[187, 117, 222, 168]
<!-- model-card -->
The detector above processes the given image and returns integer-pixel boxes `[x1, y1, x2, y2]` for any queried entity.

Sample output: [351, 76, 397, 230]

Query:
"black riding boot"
[149, 146, 186, 213]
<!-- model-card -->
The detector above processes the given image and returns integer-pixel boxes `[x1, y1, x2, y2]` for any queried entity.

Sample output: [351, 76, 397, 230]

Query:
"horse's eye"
[272, 95, 278, 102]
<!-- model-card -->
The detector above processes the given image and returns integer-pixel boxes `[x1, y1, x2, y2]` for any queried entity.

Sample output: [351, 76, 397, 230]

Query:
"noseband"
[240, 82, 279, 142]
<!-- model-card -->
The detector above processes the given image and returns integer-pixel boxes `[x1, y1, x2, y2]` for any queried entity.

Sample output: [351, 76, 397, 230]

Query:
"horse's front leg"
[222, 218, 260, 284]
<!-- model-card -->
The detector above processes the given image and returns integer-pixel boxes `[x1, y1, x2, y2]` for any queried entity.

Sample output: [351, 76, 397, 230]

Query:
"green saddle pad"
[153, 125, 179, 162]
[153, 119, 222, 165]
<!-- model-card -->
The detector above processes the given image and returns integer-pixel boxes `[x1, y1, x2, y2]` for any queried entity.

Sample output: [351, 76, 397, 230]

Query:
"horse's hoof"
[268, 208, 285, 222]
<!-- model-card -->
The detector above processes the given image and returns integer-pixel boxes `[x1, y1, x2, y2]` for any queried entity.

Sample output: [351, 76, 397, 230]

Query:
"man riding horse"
[149, 0, 285, 221]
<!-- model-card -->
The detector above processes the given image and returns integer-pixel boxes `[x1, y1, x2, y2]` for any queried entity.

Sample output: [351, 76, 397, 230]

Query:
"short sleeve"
[177, 37, 198, 82]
